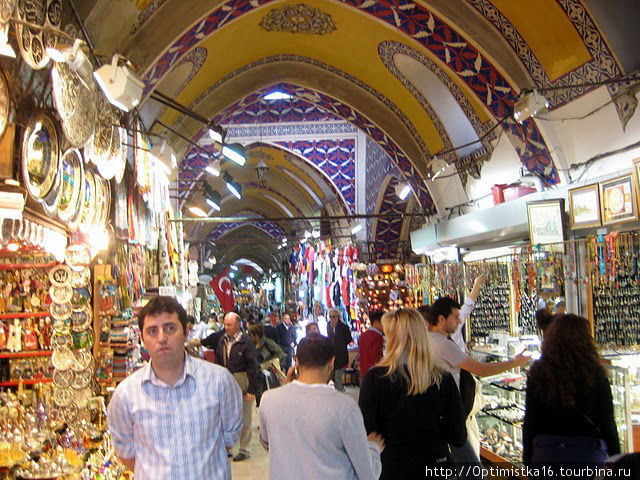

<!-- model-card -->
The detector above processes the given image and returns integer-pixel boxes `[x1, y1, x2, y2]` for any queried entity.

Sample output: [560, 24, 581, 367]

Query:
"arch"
[373, 176, 411, 261]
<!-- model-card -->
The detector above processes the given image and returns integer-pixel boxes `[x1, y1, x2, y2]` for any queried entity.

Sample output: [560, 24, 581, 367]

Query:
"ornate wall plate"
[98, 123, 121, 180]
[72, 329, 93, 349]
[0, 69, 10, 141]
[57, 148, 84, 222]
[49, 284, 72, 304]
[51, 347, 73, 369]
[48, 264, 72, 287]
[70, 305, 91, 332]
[69, 267, 89, 288]
[65, 243, 90, 271]
[51, 317, 70, 333]
[51, 62, 97, 148]
[84, 98, 112, 167]
[15, 0, 61, 70]
[41, 166, 61, 217]
[0, 0, 16, 23]
[71, 368, 91, 389]
[52, 384, 74, 407]
[52, 368, 73, 388]
[94, 176, 110, 228]
[71, 349, 92, 371]
[70, 286, 90, 309]
[21, 112, 60, 200]
[78, 169, 96, 232]
[49, 302, 71, 321]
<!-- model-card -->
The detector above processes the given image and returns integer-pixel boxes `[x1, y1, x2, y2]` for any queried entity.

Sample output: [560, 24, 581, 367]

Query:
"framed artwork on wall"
[568, 184, 601, 229]
[599, 174, 638, 225]
[527, 199, 565, 246]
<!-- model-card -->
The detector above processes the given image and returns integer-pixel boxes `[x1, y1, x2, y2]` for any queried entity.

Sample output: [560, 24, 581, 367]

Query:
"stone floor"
[230, 385, 360, 479]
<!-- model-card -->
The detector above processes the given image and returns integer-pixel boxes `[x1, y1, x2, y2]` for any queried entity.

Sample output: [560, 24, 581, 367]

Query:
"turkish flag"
[210, 268, 235, 312]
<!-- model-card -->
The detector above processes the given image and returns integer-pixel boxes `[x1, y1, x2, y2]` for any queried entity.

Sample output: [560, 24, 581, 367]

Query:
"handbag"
[458, 368, 476, 418]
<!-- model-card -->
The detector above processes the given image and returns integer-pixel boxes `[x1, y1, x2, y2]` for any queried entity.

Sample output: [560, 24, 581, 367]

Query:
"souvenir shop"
[0, 10, 186, 479]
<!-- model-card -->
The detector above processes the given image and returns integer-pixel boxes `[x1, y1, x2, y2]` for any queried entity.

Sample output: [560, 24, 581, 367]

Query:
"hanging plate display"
[49, 284, 72, 304]
[71, 349, 92, 371]
[114, 126, 127, 184]
[52, 368, 73, 388]
[70, 305, 91, 332]
[51, 317, 70, 333]
[15, 0, 61, 70]
[48, 264, 72, 287]
[52, 384, 74, 407]
[92, 173, 104, 228]
[51, 347, 73, 369]
[0, 0, 16, 23]
[94, 176, 111, 228]
[98, 119, 120, 180]
[69, 267, 90, 288]
[72, 329, 93, 349]
[84, 98, 112, 167]
[51, 62, 97, 148]
[71, 368, 92, 389]
[21, 112, 60, 200]
[49, 302, 71, 321]
[70, 286, 90, 309]
[65, 243, 90, 271]
[57, 148, 84, 222]
[78, 170, 96, 232]
[41, 167, 61, 217]
[0, 68, 10, 141]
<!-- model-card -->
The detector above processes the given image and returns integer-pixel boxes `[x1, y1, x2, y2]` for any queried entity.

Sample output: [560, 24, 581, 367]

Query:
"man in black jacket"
[276, 312, 296, 369]
[215, 312, 261, 462]
[327, 307, 353, 392]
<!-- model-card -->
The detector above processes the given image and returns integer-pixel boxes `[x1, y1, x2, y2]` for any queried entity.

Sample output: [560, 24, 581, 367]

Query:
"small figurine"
[38, 318, 51, 350]
[7, 319, 22, 352]
[22, 319, 38, 350]
[0, 320, 6, 349]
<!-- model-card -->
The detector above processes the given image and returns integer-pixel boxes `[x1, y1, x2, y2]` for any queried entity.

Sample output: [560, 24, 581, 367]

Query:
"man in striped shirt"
[107, 296, 243, 480]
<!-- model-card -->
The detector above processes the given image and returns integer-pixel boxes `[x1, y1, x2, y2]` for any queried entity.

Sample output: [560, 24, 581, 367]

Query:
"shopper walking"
[358, 308, 466, 479]
[327, 307, 353, 392]
[358, 310, 384, 378]
[523, 314, 619, 467]
[427, 297, 530, 480]
[259, 333, 384, 480]
[107, 296, 242, 480]
[215, 311, 261, 462]
[276, 312, 296, 369]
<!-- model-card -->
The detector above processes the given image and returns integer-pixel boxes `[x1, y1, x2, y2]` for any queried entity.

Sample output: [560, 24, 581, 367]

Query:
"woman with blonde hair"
[359, 308, 466, 479]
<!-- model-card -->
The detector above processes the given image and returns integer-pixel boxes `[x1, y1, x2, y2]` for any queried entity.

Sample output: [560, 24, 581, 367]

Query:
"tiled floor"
[230, 385, 360, 479]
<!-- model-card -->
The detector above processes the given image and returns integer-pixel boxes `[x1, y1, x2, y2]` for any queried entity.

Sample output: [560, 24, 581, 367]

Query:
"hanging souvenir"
[48, 264, 72, 287]
[78, 169, 97, 232]
[0, 68, 9, 141]
[57, 148, 84, 222]
[114, 126, 128, 184]
[69, 267, 90, 288]
[98, 118, 121, 180]
[70, 305, 91, 332]
[52, 368, 73, 388]
[65, 243, 90, 271]
[15, 0, 61, 70]
[51, 61, 98, 148]
[50, 301, 72, 321]
[84, 97, 113, 168]
[49, 284, 72, 304]
[22, 111, 60, 201]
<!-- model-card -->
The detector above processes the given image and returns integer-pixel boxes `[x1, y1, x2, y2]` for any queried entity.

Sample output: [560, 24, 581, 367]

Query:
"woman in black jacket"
[523, 314, 620, 467]
[358, 308, 466, 479]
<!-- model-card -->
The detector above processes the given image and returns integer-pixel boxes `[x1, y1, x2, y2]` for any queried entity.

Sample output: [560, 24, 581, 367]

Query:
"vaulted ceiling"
[81, 0, 637, 272]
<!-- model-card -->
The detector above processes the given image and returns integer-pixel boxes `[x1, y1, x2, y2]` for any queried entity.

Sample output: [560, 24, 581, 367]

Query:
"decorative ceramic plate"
[48, 264, 72, 287]
[92, 174, 104, 227]
[64, 243, 90, 271]
[57, 149, 84, 222]
[84, 98, 112, 167]
[22, 112, 60, 200]
[98, 122, 120, 180]
[71, 368, 92, 389]
[70, 286, 90, 309]
[71, 349, 92, 371]
[51, 332, 72, 351]
[52, 368, 73, 388]
[0, 0, 16, 23]
[94, 176, 111, 228]
[51, 347, 73, 370]
[52, 384, 74, 407]
[51, 62, 97, 148]
[69, 267, 90, 289]
[41, 166, 61, 217]
[49, 284, 72, 304]
[72, 329, 93, 349]
[49, 301, 72, 321]
[51, 317, 70, 333]
[78, 170, 96, 232]
[70, 305, 91, 332]
[15, 0, 61, 70]
[0, 69, 10, 141]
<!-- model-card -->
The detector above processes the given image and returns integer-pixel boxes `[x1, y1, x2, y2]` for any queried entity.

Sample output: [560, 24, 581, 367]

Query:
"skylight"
[263, 91, 292, 100]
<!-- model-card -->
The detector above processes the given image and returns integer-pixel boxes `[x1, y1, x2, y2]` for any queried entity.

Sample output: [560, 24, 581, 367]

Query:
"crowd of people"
[105, 279, 637, 479]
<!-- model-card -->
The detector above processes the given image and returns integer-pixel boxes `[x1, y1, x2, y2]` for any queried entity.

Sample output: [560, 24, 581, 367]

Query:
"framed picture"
[633, 157, 640, 207]
[599, 174, 638, 225]
[568, 184, 601, 229]
[527, 199, 565, 246]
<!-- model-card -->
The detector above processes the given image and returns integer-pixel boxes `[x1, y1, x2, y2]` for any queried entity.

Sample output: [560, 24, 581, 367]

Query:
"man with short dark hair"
[358, 311, 384, 378]
[276, 312, 296, 369]
[108, 296, 242, 480]
[259, 334, 384, 479]
[428, 296, 529, 480]
[215, 311, 261, 462]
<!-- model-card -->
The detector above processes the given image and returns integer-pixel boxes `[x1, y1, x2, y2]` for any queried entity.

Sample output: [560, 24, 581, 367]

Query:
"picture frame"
[568, 184, 601, 229]
[599, 174, 638, 225]
[527, 199, 565, 246]
[633, 157, 640, 208]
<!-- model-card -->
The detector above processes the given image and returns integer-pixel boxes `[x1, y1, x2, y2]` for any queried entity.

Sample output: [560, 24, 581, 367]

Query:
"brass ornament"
[259, 3, 336, 35]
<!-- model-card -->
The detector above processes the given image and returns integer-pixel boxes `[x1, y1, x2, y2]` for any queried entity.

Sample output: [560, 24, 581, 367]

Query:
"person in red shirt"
[358, 311, 385, 378]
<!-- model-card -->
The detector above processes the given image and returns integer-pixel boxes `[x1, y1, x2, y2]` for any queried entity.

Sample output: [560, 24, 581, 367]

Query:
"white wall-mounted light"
[312, 230, 320, 239]
[223, 171, 242, 199]
[350, 222, 363, 235]
[513, 90, 549, 123]
[395, 182, 411, 200]
[205, 190, 222, 211]
[188, 206, 207, 217]
[221, 143, 246, 166]
[93, 54, 144, 112]
[304, 230, 312, 239]
[47, 39, 92, 88]
[205, 159, 221, 176]
[208, 125, 224, 143]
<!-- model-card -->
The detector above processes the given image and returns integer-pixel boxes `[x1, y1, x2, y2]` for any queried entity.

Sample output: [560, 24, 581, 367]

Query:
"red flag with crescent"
[210, 267, 235, 312]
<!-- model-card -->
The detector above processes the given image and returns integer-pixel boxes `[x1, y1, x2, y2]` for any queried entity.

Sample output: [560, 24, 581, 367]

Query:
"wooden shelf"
[480, 447, 526, 479]
[0, 350, 52, 359]
[0, 311, 50, 319]
[0, 261, 57, 270]
[0, 378, 52, 387]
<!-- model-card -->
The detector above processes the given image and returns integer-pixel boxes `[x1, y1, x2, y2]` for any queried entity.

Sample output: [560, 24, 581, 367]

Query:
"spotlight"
[223, 171, 242, 199]
[513, 90, 549, 123]
[46, 39, 92, 88]
[221, 143, 246, 166]
[304, 230, 312, 239]
[205, 159, 221, 177]
[312, 230, 320, 239]
[208, 124, 225, 143]
[351, 223, 363, 235]
[188, 206, 207, 217]
[93, 54, 144, 112]
[204, 188, 222, 211]
[395, 182, 411, 200]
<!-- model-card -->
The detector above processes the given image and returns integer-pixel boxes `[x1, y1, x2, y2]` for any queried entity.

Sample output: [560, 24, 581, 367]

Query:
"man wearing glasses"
[107, 296, 243, 480]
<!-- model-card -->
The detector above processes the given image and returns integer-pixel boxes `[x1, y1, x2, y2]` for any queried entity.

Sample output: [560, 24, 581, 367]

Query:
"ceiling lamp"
[205, 159, 221, 176]
[46, 39, 92, 88]
[204, 185, 222, 211]
[513, 90, 549, 123]
[188, 206, 207, 217]
[223, 171, 242, 199]
[256, 158, 269, 184]
[221, 143, 246, 166]
[208, 124, 225, 143]
[93, 54, 144, 112]
[0, 24, 15, 58]
[350, 222, 363, 235]
[395, 182, 411, 201]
